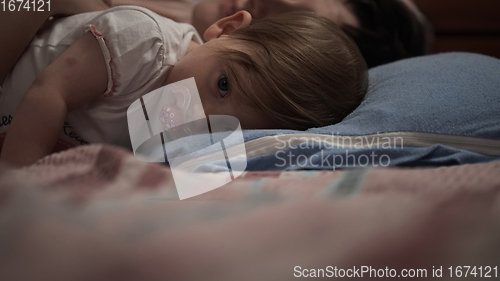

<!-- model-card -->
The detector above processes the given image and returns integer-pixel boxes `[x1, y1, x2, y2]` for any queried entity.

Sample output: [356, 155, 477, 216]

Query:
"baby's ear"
[204, 11, 252, 41]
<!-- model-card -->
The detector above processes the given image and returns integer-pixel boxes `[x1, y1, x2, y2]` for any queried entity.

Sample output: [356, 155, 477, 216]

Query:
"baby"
[0, 1, 367, 167]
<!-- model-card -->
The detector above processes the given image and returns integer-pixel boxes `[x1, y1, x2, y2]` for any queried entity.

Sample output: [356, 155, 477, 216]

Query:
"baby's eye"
[218, 76, 229, 98]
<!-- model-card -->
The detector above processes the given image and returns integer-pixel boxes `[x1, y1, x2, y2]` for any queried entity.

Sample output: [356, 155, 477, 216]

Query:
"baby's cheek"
[193, 104, 206, 120]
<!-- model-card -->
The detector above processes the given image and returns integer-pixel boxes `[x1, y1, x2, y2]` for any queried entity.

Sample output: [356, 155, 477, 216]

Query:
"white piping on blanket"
[175, 132, 500, 170]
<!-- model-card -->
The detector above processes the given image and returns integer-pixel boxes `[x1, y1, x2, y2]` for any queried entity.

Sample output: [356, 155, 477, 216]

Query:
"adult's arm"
[106, 0, 194, 23]
[0, 0, 109, 84]
[0, 9, 51, 83]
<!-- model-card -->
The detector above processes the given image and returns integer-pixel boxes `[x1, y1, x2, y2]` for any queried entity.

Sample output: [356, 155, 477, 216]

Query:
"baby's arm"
[0, 32, 107, 167]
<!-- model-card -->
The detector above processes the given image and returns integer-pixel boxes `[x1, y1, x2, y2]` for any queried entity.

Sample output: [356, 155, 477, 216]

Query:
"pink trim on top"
[83, 24, 117, 97]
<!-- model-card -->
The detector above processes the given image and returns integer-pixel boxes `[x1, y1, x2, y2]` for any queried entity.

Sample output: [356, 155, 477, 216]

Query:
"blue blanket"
[157, 53, 500, 171]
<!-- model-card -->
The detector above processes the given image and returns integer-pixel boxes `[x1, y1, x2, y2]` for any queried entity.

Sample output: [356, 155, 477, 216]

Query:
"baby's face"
[164, 36, 271, 130]
[192, 0, 358, 39]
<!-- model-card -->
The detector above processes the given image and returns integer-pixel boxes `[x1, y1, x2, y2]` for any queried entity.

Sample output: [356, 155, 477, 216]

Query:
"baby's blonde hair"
[217, 11, 368, 130]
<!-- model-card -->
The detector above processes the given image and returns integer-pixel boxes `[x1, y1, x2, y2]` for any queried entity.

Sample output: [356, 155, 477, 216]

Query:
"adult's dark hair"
[343, 0, 429, 68]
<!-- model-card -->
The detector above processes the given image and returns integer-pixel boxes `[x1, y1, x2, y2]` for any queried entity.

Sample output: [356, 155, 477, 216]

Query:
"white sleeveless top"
[0, 6, 202, 150]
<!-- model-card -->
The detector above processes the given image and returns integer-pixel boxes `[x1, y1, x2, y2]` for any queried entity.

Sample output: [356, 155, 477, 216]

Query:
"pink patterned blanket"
[1, 144, 499, 280]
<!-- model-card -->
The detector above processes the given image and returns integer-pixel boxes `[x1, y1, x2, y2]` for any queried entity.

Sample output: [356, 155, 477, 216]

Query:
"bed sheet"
[1, 144, 499, 280]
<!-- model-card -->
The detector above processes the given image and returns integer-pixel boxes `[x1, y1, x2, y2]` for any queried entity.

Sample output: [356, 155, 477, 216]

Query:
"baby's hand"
[52, 0, 110, 16]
